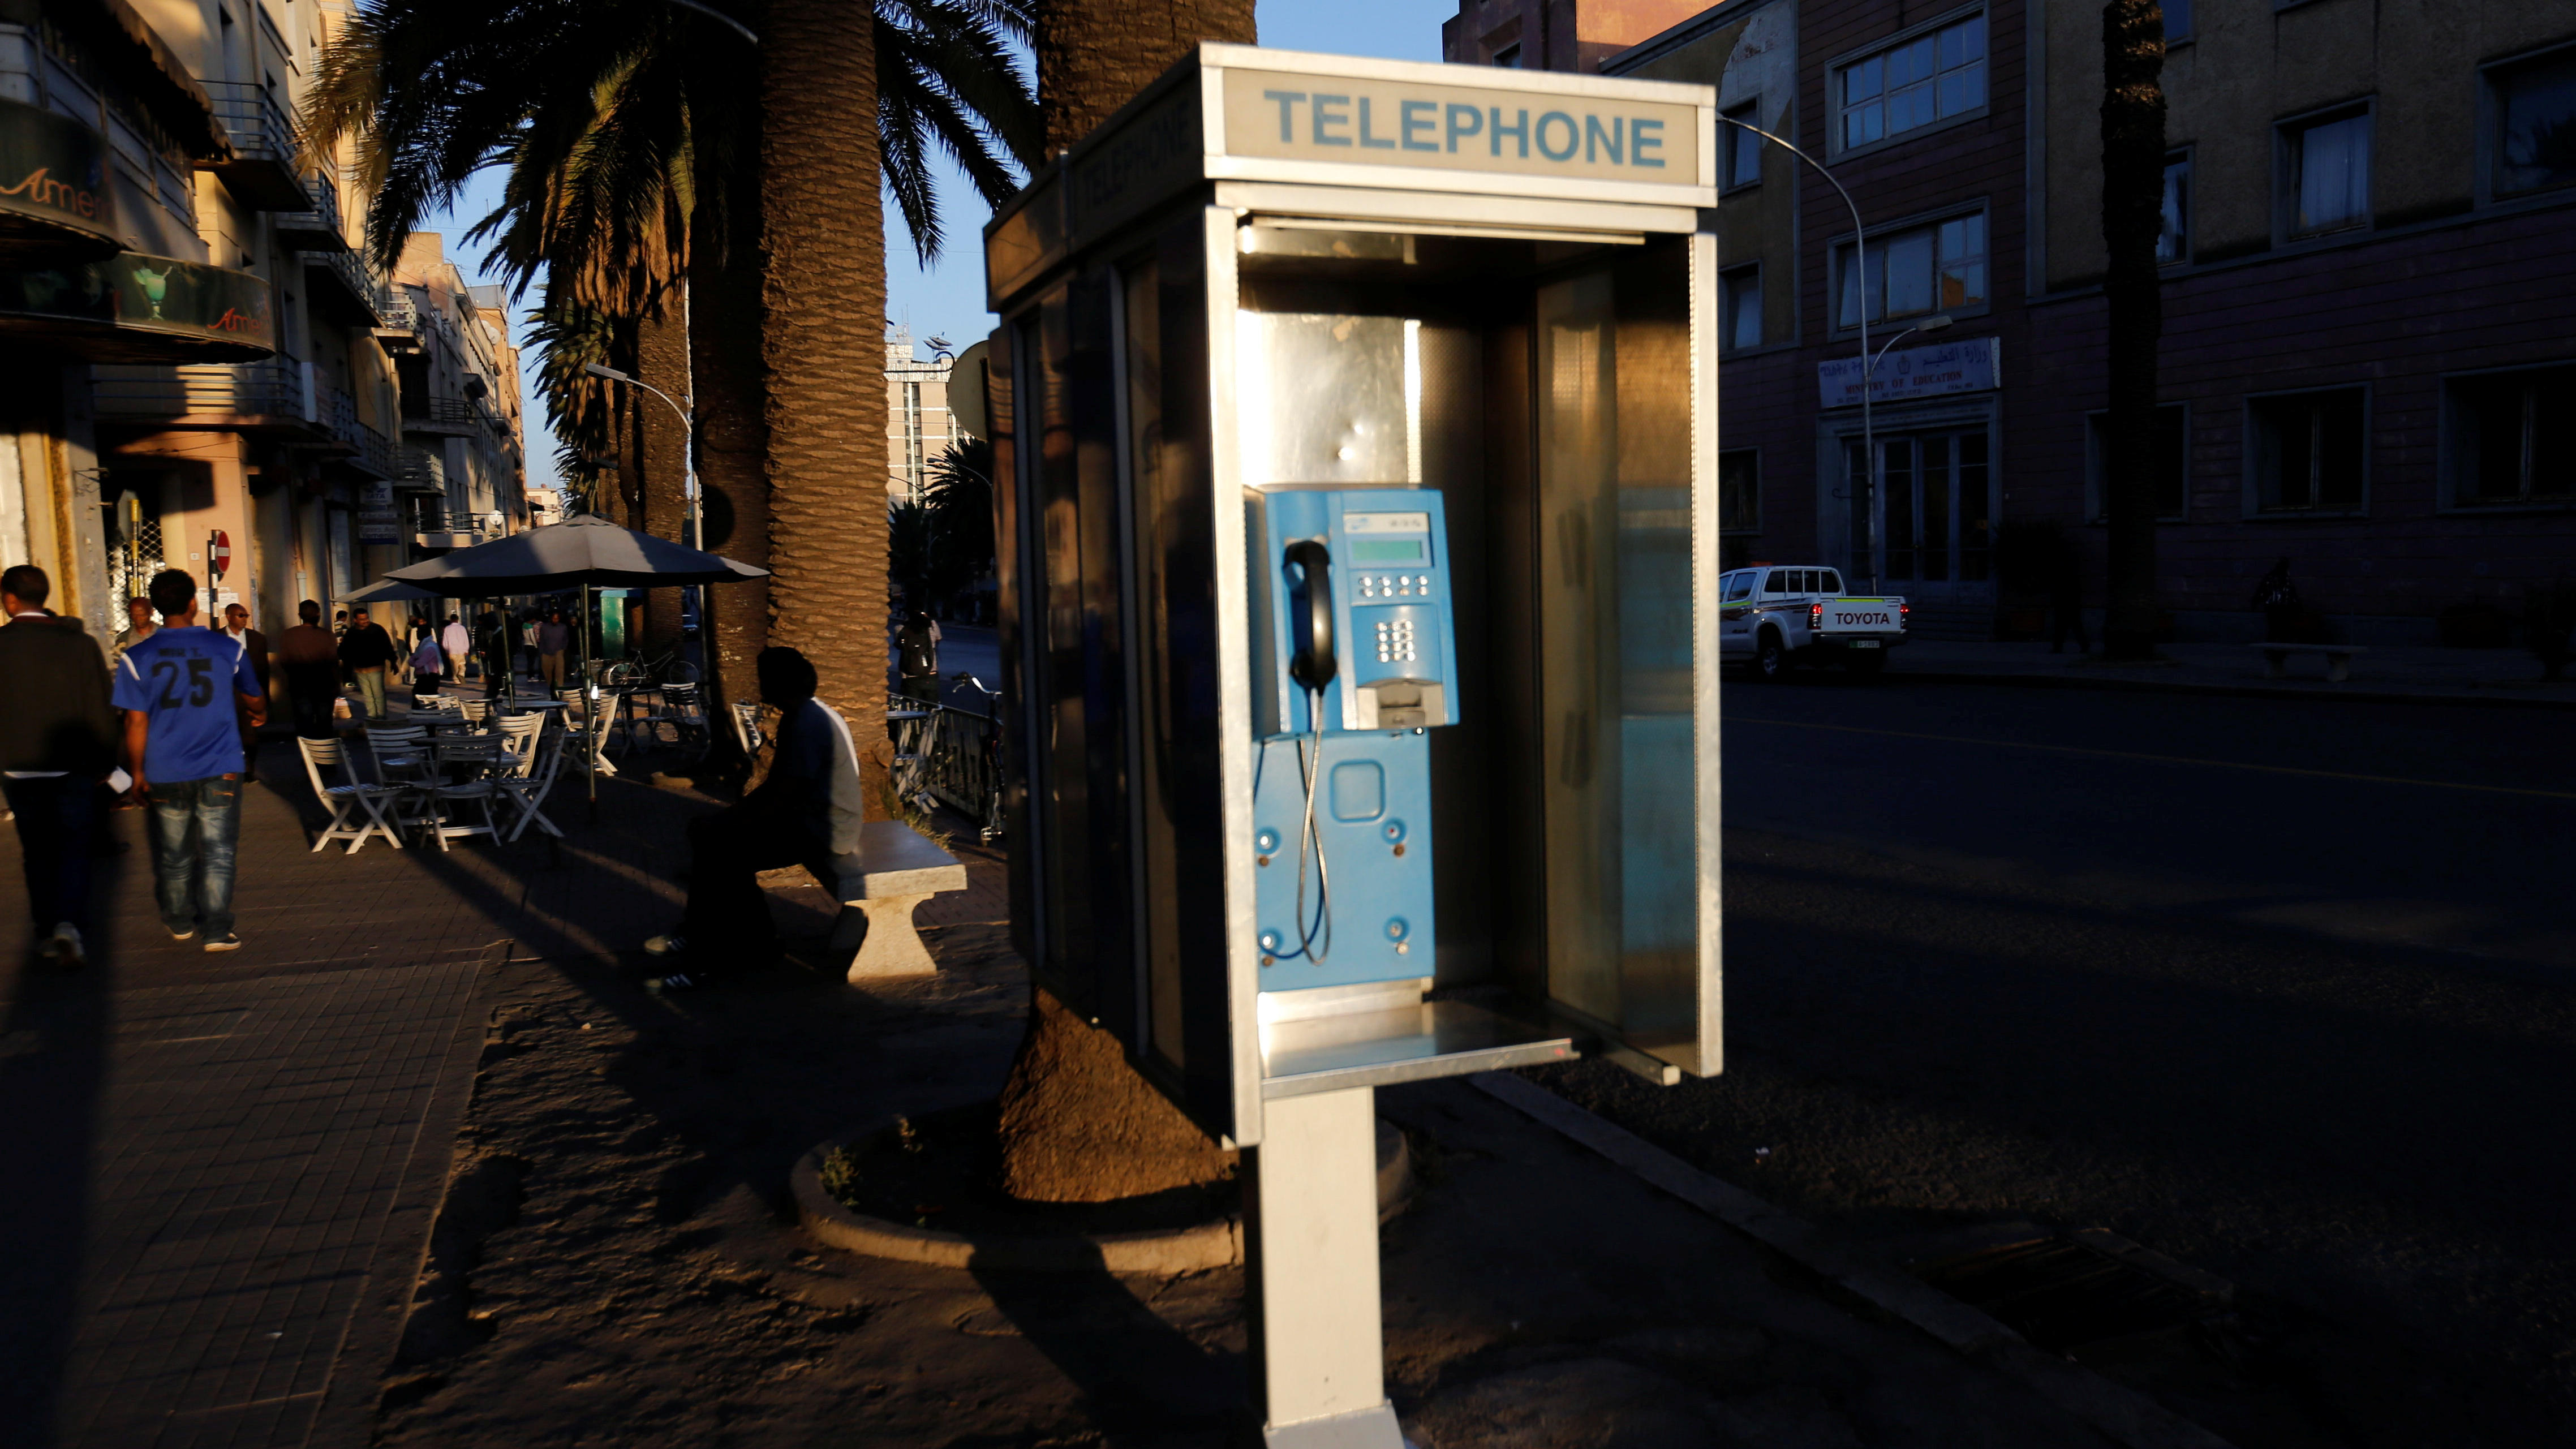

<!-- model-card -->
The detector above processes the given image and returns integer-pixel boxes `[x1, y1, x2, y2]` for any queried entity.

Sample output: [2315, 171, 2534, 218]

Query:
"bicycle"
[949, 672, 1007, 844]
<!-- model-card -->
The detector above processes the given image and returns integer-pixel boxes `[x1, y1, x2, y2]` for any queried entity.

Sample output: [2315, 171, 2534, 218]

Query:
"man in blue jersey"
[114, 569, 266, 952]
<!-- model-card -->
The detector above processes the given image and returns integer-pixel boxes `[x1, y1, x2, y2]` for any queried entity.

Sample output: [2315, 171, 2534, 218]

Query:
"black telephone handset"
[1284, 539, 1337, 693]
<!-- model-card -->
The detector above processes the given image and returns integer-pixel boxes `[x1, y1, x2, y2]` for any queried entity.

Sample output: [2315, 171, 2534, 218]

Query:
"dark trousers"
[414, 670, 442, 702]
[676, 807, 815, 964]
[285, 664, 340, 737]
[2, 775, 97, 936]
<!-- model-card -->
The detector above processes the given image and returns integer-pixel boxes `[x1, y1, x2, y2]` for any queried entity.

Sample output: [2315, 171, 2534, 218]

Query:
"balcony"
[271, 170, 347, 252]
[393, 442, 447, 494]
[201, 80, 308, 210]
[92, 357, 311, 426]
[410, 506, 499, 550]
[318, 384, 394, 480]
[372, 280, 420, 349]
[0, 97, 122, 266]
[403, 394, 498, 437]
[299, 245, 379, 326]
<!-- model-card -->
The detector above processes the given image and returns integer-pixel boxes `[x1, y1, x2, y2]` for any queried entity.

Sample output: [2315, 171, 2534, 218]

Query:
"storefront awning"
[0, 99, 123, 268]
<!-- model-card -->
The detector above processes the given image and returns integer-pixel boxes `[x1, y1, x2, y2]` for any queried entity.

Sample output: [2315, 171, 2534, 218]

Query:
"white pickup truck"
[1718, 565, 1910, 680]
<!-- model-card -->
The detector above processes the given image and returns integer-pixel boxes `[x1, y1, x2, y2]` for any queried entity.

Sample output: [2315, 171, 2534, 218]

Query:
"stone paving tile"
[2, 730, 1002, 1449]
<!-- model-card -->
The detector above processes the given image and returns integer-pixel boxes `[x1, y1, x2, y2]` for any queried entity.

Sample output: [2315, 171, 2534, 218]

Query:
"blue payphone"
[1247, 488, 1459, 991]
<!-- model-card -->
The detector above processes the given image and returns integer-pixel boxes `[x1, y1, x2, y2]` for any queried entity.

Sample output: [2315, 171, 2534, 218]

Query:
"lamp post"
[1714, 115, 1880, 585]
[1868, 312, 1954, 382]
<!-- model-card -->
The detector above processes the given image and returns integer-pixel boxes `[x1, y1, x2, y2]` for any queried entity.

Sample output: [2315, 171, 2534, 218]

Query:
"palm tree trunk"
[638, 286, 690, 656]
[2100, 0, 2166, 659]
[759, 0, 891, 807]
[690, 200, 770, 774]
[997, 0, 1257, 1204]
[1035, 0, 1258, 154]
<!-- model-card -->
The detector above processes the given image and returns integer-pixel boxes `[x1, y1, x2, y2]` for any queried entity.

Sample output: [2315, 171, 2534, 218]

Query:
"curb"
[1881, 664, 2576, 711]
[793, 1120, 1415, 1275]
[1468, 1072, 2239, 1449]
[792, 1137, 1244, 1274]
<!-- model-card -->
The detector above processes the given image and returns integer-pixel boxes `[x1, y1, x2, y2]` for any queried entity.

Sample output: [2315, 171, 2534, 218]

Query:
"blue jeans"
[145, 775, 242, 936]
[2, 775, 98, 936]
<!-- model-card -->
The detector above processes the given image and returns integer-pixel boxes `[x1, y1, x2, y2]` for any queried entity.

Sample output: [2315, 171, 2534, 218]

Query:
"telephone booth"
[984, 44, 1721, 1448]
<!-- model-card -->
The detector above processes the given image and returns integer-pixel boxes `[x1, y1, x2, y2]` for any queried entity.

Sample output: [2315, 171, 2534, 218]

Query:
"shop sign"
[356, 508, 402, 544]
[0, 98, 115, 244]
[1817, 336, 2002, 409]
[0, 251, 275, 349]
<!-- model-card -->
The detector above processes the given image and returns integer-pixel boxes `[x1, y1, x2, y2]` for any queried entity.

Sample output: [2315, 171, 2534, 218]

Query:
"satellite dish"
[949, 336, 992, 441]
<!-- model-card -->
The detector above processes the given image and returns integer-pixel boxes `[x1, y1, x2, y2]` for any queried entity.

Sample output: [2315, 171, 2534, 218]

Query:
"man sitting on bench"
[644, 647, 864, 988]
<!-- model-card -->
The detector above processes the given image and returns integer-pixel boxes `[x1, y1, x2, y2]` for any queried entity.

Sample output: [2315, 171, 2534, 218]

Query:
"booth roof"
[384, 513, 769, 596]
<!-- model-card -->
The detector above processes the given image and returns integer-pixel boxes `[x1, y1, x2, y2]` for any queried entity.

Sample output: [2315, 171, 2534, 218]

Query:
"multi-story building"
[0, 0, 525, 681]
[1442, 0, 1707, 71]
[885, 324, 959, 505]
[388, 233, 526, 552]
[1606, 0, 2576, 642]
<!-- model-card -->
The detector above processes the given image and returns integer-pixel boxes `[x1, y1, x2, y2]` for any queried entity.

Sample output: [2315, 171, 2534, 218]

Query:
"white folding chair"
[496, 728, 570, 841]
[423, 736, 504, 851]
[296, 736, 406, 853]
[494, 711, 545, 779]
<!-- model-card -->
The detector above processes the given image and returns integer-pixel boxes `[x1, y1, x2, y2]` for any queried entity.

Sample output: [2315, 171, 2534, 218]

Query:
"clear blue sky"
[416, 0, 1461, 491]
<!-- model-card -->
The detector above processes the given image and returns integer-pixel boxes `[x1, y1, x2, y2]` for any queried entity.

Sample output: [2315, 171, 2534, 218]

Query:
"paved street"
[1545, 673, 2576, 1444]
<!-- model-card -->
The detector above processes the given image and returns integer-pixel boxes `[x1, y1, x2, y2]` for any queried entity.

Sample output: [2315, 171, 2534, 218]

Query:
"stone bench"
[2247, 642, 2369, 683]
[809, 819, 969, 982]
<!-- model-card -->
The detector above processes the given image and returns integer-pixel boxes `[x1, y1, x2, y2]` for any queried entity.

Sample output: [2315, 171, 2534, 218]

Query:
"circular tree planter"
[794, 1110, 1413, 1274]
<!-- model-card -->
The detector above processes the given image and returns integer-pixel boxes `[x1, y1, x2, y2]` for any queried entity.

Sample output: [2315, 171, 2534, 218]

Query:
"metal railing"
[92, 359, 307, 418]
[203, 79, 297, 164]
[408, 506, 496, 541]
[394, 443, 446, 491]
[319, 384, 393, 475]
[906, 702, 1005, 842]
[276, 167, 347, 244]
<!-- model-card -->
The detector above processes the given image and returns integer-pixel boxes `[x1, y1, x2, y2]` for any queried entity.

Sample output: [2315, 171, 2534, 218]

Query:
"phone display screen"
[1348, 538, 1426, 564]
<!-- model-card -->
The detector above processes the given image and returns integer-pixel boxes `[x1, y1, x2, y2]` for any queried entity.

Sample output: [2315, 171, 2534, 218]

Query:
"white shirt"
[441, 622, 469, 657]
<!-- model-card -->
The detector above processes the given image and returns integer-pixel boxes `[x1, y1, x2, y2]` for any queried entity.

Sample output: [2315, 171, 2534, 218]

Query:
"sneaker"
[646, 970, 701, 994]
[40, 923, 84, 969]
[202, 932, 242, 953]
[167, 925, 196, 941]
[643, 933, 689, 959]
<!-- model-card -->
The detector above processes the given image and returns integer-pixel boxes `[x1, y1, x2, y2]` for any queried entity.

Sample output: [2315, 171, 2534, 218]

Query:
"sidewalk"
[3, 722, 2209, 1448]
[1874, 639, 2576, 707]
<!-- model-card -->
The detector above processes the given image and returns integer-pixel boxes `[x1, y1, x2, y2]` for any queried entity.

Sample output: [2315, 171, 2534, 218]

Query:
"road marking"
[1728, 716, 2576, 802]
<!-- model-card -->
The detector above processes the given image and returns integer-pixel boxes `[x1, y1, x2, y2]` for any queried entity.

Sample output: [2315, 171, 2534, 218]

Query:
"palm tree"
[308, 0, 1037, 752]
[2099, 0, 2166, 658]
[992, 0, 1255, 1206]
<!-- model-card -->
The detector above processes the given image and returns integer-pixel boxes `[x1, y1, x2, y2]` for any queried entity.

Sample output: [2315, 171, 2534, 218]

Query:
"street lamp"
[1869, 312, 1953, 381]
[582, 362, 698, 552]
[1714, 115, 1882, 585]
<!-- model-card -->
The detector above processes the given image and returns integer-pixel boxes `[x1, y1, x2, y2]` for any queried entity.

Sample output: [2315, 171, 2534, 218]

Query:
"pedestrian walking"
[338, 607, 398, 720]
[109, 595, 156, 662]
[114, 569, 264, 952]
[441, 613, 470, 682]
[641, 647, 863, 990]
[220, 602, 270, 775]
[0, 565, 116, 969]
[410, 626, 445, 700]
[480, 610, 512, 694]
[277, 600, 341, 736]
[537, 609, 569, 687]
[896, 609, 940, 704]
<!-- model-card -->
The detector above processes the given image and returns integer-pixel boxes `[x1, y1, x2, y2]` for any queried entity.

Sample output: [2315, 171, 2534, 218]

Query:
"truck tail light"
[1899, 603, 1911, 625]
[1809, 602, 1822, 630]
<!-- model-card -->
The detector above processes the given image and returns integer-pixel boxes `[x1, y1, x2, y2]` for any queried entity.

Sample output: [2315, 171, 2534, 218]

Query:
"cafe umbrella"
[386, 513, 768, 816]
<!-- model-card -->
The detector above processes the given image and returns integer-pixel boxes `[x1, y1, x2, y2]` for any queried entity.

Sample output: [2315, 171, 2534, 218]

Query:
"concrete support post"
[1246, 1085, 1403, 1449]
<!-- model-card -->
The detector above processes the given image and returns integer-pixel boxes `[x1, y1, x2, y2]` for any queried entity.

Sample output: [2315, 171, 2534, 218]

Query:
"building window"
[1720, 449, 1760, 532]
[2158, 152, 2191, 264]
[2449, 366, 2575, 504]
[1837, 12, 1986, 151]
[1722, 101, 1764, 188]
[2250, 388, 2367, 511]
[2164, 0, 2194, 41]
[1722, 266, 1762, 351]
[1491, 42, 1520, 68]
[2086, 405, 2190, 520]
[1834, 210, 1987, 329]
[2281, 108, 2371, 238]
[2490, 47, 2576, 199]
